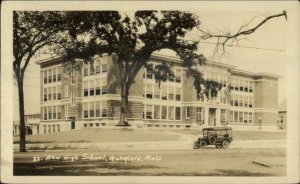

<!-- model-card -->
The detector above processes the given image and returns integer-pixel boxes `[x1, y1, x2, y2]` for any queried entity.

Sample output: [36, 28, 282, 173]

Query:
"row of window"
[83, 101, 108, 118]
[230, 111, 253, 123]
[203, 71, 228, 86]
[197, 91, 229, 104]
[83, 78, 108, 97]
[43, 86, 61, 102]
[43, 68, 62, 84]
[230, 94, 253, 108]
[230, 78, 254, 93]
[43, 124, 61, 134]
[144, 84, 182, 101]
[143, 104, 181, 120]
[144, 68, 182, 83]
[83, 60, 107, 76]
[43, 105, 67, 120]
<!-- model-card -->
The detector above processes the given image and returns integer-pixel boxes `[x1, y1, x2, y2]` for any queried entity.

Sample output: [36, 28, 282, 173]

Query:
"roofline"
[35, 53, 280, 79]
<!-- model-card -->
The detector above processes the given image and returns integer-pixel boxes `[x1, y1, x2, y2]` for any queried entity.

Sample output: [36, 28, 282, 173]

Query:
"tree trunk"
[118, 82, 129, 126]
[16, 76, 26, 152]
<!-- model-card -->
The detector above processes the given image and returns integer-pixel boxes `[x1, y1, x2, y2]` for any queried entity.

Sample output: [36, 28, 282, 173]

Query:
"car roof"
[202, 127, 232, 131]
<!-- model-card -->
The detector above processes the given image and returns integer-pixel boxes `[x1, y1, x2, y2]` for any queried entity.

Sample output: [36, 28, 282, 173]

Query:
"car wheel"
[193, 142, 199, 149]
[222, 140, 230, 149]
[209, 136, 216, 144]
[199, 141, 207, 149]
[216, 144, 222, 149]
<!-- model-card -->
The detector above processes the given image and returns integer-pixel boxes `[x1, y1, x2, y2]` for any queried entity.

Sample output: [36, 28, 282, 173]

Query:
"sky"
[13, 10, 288, 120]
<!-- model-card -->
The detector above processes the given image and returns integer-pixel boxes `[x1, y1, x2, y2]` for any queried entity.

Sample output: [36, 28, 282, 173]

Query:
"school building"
[31, 53, 279, 134]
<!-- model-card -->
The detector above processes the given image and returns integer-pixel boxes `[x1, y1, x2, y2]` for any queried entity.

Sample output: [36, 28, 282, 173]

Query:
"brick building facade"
[35, 53, 280, 134]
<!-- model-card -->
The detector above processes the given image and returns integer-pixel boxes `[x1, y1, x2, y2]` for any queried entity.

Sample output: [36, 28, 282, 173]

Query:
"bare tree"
[197, 11, 287, 58]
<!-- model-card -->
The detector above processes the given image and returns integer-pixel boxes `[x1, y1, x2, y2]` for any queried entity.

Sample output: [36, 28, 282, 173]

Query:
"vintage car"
[193, 127, 233, 149]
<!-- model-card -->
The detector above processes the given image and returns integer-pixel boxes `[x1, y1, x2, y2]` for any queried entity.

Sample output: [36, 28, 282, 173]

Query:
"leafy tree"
[62, 11, 221, 125]
[62, 10, 286, 126]
[13, 11, 65, 152]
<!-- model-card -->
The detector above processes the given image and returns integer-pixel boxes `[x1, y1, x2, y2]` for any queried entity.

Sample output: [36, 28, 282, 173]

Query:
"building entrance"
[208, 108, 216, 126]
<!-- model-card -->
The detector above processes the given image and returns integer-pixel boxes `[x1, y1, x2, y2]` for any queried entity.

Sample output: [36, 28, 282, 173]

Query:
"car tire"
[222, 140, 230, 149]
[209, 136, 216, 144]
[199, 141, 207, 149]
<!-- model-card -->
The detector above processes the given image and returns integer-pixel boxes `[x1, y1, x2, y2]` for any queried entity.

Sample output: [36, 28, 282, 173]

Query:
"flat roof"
[36, 53, 280, 79]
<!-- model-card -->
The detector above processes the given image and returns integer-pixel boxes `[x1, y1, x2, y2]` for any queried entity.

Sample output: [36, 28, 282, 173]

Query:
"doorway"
[208, 108, 216, 126]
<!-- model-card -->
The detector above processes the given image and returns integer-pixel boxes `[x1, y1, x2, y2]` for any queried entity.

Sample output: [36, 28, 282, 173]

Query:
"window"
[95, 63, 101, 74]
[48, 69, 52, 83]
[89, 80, 95, 96]
[175, 107, 181, 120]
[249, 113, 253, 123]
[53, 106, 57, 119]
[95, 101, 100, 117]
[234, 111, 238, 122]
[168, 73, 174, 82]
[65, 85, 69, 97]
[44, 125, 47, 134]
[102, 78, 107, 94]
[239, 79, 243, 91]
[154, 105, 160, 119]
[71, 91, 76, 105]
[57, 125, 60, 132]
[234, 95, 238, 106]
[244, 112, 248, 123]
[175, 87, 181, 101]
[96, 79, 101, 95]
[146, 105, 152, 119]
[48, 125, 51, 133]
[186, 107, 191, 119]
[168, 87, 174, 101]
[44, 71, 47, 84]
[53, 69, 57, 82]
[57, 68, 61, 81]
[239, 112, 243, 123]
[239, 95, 243, 107]
[196, 107, 204, 124]
[249, 81, 253, 92]
[146, 69, 152, 79]
[154, 85, 160, 99]
[234, 79, 239, 91]
[44, 88, 47, 101]
[244, 80, 248, 92]
[175, 69, 181, 83]
[84, 64, 89, 76]
[244, 96, 248, 107]
[230, 111, 233, 122]
[161, 86, 167, 100]
[161, 106, 167, 119]
[221, 109, 226, 124]
[102, 60, 107, 73]
[102, 102, 108, 117]
[90, 65, 94, 75]
[48, 106, 52, 120]
[84, 103, 88, 118]
[57, 87, 61, 100]
[48, 87, 52, 101]
[57, 106, 61, 119]
[43, 107, 47, 120]
[90, 102, 95, 118]
[249, 97, 253, 108]
[146, 84, 153, 99]
[52, 87, 56, 100]
[84, 81, 88, 97]
[168, 106, 174, 120]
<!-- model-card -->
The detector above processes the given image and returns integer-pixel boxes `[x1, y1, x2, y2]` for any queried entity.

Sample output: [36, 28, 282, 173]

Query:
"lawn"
[13, 128, 181, 144]
[153, 129, 286, 140]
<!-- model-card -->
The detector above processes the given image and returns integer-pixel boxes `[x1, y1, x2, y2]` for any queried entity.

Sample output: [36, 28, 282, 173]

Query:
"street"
[14, 148, 286, 176]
